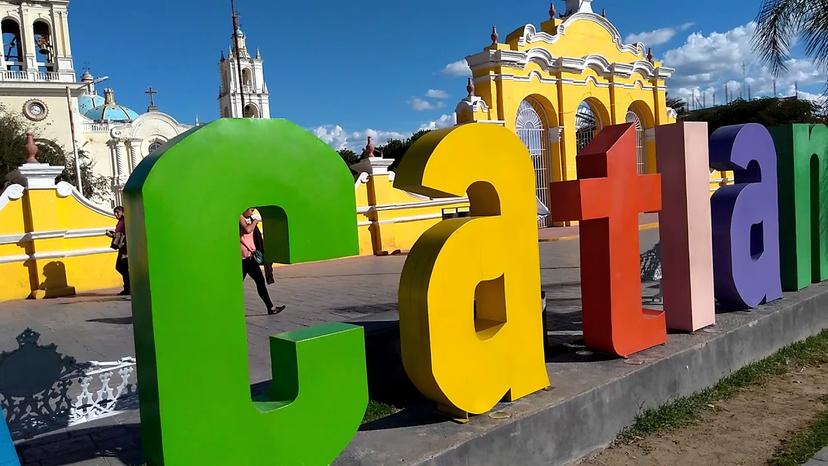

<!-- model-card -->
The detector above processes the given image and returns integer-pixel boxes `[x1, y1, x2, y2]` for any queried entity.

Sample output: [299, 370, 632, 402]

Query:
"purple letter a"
[710, 124, 783, 309]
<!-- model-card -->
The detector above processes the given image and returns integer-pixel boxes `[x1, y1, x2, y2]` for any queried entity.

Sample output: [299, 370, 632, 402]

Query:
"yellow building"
[457, 0, 682, 226]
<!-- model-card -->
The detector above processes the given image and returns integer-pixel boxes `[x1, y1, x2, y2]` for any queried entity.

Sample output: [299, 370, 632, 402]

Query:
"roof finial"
[363, 136, 376, 159]
[24, 133, 38, 164]
[195, 114, 201, 126]
[602, 8, 606, 17]
[490, 25, 498, 45]
[466, 77, 475, 98]
[647, 48, 654, 63]
[549, 2, 556, 18]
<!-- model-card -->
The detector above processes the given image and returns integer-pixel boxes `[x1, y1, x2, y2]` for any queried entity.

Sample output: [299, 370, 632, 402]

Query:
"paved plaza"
[1, 228, 660, 465]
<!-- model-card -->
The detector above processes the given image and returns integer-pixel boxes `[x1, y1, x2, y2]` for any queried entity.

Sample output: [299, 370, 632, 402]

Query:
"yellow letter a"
[395, 123, 550, 419]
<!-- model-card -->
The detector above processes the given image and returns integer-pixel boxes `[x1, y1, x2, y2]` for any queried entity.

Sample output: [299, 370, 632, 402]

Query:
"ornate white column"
[127, 139, 142, 172]
[107, 136, 127, 206]
[549, 126, 564, 144]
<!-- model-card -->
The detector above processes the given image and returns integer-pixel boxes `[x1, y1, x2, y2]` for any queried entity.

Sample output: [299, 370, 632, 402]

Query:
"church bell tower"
[217, 2, 269, 119]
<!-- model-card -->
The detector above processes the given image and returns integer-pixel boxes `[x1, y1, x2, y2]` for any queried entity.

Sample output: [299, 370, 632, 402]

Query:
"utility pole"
[773, 78, 777, 97]
[231, 0, 246, 116]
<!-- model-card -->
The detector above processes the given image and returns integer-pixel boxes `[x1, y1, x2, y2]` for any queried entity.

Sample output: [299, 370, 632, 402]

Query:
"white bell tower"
[0, 0, 76, 82]
[218, 26, 270, 119]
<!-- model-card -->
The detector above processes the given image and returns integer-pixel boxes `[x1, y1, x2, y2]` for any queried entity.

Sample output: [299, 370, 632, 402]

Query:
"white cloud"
[313, 125, 350, 150]
[441, 59, 471, 77]
[426, 89, 450, 99]
[419, 113, 456, 131]
[312, 125, 409, 152]
[625, 22, 695, 47]
[664, 22, 826, 107]
[408, 97, 445, 111]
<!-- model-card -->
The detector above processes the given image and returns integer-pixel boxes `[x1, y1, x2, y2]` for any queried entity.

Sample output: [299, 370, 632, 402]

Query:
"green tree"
[337, 148, 359, 166]
[666, 94, 688, 116]
[385, 130, 431, 172]
[681, 97, 827, 133]
[754, 0, 828, 87]
[0, 106, 109, 200]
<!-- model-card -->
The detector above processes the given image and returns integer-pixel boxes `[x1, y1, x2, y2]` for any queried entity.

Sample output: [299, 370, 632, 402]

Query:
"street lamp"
[65, 75, 109, 195]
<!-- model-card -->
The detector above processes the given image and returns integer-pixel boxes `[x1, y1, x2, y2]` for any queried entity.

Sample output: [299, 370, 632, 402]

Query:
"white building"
[218, 28, 270, 119]
[0, 0, 190, 206]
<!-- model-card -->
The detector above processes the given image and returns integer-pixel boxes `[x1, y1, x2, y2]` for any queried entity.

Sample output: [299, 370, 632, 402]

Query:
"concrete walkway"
[0, 229, 660, 465]
[807, 447, 828, 465]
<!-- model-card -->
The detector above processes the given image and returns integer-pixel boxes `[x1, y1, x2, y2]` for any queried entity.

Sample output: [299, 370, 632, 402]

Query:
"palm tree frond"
[753, 0, 809, 76]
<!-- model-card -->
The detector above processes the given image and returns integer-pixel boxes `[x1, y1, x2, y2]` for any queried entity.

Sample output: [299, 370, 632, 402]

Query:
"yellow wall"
[354, 170, 468, 256]
[0, 181, 121, 303]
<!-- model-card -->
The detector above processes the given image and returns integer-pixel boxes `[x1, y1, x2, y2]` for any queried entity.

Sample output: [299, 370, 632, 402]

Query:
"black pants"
[242, 257, 273, 310]
[115, 254, 130, 293]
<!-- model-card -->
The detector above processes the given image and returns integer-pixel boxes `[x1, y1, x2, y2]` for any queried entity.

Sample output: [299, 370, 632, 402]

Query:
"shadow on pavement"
[14, 424, 143, 466]
[0, 329, 88, 441]
[86, 317, 133, 325]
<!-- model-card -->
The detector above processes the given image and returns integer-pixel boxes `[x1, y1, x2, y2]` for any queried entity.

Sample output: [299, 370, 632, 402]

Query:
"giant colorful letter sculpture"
[0, 415, 18, 466]
[773, 124, 828, 291]
[123, 119, 367, 465]
[394, 124, 549, 419]
[550, 124, 666, 357]
[710, 123, 783, 309]
[656, 122, 715, 332]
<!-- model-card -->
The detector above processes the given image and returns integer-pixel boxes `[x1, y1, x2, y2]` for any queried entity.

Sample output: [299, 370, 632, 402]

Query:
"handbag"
[242, 241, 265, 265]
[110, 232, 126, 251]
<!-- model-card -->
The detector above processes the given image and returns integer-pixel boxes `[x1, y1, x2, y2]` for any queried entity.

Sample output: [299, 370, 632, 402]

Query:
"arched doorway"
[575, 101, 603, 154]
[516, 98, 552, 228]
[625, 110, 646, 174]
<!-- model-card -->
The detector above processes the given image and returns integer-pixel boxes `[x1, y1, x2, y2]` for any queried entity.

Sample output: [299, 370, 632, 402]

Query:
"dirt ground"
[582, 365, 828, 466]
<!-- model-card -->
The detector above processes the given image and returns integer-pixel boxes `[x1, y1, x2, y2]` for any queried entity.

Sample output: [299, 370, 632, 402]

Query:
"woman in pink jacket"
[240, 208, 285, 315]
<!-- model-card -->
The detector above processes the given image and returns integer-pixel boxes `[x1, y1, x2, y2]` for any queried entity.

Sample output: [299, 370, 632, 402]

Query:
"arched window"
[516, 98, 552, 228]
[576, 101, 602, 154]
[2, 19, 22, 71]
[243, 104, 259, 118]
[241, 68, 252, 91]
[625, 110, 646, 174]
[148, 140, 164, 154]
[33, 20, 52, 72]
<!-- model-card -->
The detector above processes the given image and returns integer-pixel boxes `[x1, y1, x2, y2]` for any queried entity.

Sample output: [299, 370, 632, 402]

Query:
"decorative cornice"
[516, 13, 643, 57]
[0, 183, 24, 211]
[0, 247, 114, 265]
[55, 181, 113, 216]
[467, 48, 673, 81]
[0, 227, 111, 246]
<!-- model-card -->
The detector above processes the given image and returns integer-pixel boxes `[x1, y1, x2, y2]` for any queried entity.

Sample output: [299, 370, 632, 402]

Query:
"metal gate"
[516, 99, 552, 228]
[576, 102, 599, 154]
[626, 110, 646, 174]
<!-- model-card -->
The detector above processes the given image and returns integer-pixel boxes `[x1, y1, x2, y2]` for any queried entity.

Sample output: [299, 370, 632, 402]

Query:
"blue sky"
[71, 0, 826, 150]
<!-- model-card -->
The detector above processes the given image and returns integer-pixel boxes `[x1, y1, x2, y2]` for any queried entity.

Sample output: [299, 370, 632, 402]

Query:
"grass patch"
[771, 402, 828, 466]
[362, 400, 401, 424]
[619, 329, 828, 443]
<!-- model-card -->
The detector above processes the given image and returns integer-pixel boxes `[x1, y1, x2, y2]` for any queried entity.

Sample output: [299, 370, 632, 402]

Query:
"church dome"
[84, 88, 139, 122]
[78, 93, 105, 115]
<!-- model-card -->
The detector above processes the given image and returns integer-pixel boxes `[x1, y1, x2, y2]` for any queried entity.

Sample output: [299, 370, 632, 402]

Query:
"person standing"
[240, 208, 285, 315]
[106, 206, 130, 296]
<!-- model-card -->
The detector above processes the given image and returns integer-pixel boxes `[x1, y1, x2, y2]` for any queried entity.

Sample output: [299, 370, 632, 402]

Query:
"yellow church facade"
[457, 5, 676, 227]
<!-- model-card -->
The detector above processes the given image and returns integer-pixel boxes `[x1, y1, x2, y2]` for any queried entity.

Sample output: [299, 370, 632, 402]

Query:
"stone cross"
[145, 87, 158, 112]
